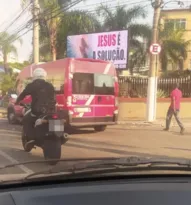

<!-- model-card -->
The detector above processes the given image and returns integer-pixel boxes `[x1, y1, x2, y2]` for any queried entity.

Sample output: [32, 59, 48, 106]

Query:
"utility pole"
[33, 0, 39, 64]
[146, 0, 162, 122]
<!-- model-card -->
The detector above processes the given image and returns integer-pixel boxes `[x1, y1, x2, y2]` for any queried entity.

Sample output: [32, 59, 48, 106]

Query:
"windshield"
[0, 0, 190, 184]
[18, 76, 64, 95]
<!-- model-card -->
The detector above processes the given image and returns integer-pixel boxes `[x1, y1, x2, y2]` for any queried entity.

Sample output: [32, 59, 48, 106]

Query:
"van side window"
[47, 75, 64, 94]
[23, 78, 32, 89]
[94, 74, 114, 95]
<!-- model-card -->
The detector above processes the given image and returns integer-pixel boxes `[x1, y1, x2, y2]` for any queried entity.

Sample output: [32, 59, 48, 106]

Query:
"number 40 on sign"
[149, 43, 161, 55]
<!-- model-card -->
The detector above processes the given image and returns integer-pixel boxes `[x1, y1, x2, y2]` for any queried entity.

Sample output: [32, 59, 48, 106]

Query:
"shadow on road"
[1, 120, 97, 135]
[163, 147, 191, 152]
[66, 142, 191, 162]
[109, 127, 166, 132]
[71, 137, 139, 149]
[70, 128, 95, 135]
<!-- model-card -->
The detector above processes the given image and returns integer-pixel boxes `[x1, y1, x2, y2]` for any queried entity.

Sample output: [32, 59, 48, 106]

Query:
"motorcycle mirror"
[10, 94, 18, 99]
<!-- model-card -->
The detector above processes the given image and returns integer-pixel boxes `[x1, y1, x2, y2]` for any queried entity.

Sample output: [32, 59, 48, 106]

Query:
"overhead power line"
[72, 0, 150, 10]
[8, 0, 150, 39]
[0, 0, 82, 46]
[2, 0, 32, 33]
[0, 7, 23, 31]
[0, 0, 151, 47]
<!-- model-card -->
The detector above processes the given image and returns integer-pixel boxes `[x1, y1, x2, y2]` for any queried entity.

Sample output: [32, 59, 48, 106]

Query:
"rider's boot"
[25, 140, 35, 151]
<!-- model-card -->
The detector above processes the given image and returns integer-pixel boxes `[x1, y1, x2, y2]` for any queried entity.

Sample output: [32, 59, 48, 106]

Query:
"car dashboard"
[0, 176, 191, 205]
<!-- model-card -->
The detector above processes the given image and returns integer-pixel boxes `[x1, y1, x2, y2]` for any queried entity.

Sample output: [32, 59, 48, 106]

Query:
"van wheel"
[8, 109, 17, 124]
[94, 125, 107, 132]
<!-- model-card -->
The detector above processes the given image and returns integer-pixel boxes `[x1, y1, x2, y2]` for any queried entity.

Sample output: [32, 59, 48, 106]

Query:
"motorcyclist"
[15, 67, 56, 150]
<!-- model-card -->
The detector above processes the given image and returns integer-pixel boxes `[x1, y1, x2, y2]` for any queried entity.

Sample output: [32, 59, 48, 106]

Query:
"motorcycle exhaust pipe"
[63, 133, 69, 139]
[61, 133, 69, 144]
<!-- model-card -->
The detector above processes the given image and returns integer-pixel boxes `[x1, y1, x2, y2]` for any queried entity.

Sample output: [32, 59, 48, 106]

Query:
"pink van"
[8, 58, 119, 132]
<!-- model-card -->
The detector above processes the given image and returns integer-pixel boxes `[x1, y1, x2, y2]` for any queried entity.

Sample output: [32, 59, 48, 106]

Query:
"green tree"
[56, 10, 101, 59]
[39, 10, 101, 60]
[22, 0, 63, 61]
[0, 32, 22, 73]
[0, 61, 30, 70]
[0, 72, 18, 95]
[39, 0, 63, 61]
[97, 5, 151, 73]
[159, 23, 190, 71]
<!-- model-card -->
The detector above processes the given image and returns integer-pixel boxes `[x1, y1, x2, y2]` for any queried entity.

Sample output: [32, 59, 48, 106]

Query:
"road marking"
[0, 129, 21, 134]
[0, 150, 33, 174]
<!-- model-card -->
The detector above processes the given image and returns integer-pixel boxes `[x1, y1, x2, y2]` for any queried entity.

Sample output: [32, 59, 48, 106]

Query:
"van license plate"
[49, 120, 64, 132]
[75, 108, 91, 112]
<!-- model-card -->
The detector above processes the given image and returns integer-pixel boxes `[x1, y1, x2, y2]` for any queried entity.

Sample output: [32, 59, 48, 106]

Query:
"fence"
[118, 75, 191, 98]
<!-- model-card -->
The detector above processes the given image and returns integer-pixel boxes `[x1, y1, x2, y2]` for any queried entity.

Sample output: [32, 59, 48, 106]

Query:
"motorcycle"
[20, 103, 69, 165]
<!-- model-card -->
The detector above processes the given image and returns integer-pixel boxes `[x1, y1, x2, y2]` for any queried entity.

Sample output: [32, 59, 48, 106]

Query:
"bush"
[160, 70, 191, 78]
[157, 89, 168, 98]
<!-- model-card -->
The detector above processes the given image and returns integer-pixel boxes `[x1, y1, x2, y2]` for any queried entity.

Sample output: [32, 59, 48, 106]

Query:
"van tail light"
[67, 96, 72, 106]
[115, 98, 118, 106]
[114, 110, 118, 115]
[52, 114, 58, 119]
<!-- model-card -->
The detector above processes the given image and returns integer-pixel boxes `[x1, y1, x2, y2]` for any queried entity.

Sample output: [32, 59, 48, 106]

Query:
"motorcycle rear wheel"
[21, 129, 33, 152]
[43, 139, 61, 165]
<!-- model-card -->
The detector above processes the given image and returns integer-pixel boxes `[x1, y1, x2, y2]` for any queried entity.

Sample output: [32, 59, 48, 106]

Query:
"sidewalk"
[0, 107, 6, 118]
[117, 119, 191, 127]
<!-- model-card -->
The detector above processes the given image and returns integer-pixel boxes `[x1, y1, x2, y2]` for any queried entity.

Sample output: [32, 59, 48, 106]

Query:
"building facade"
[160, 9, 191, 70]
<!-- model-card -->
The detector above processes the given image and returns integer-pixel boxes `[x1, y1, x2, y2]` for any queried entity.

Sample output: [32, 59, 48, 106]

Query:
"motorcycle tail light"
[52, 114, 58, 119]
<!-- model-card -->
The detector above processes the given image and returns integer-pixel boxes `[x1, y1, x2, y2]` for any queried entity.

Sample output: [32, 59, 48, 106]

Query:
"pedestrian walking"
[163, 83, 185, 134]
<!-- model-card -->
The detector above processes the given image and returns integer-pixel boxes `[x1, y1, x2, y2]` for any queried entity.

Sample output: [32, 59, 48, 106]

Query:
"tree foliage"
[38, 3, 151, 68]
[0, 32, 22, 73]
[159, 23, 190, 71]
[0, 72, 18, 95]
[22, 1, 191, 73]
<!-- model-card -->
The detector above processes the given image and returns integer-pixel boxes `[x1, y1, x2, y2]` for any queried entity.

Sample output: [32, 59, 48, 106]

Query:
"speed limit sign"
[149, 43, 161, 55]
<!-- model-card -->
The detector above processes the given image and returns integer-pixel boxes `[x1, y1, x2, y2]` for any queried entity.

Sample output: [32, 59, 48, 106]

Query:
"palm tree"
[0, 32, 22, 73]
[39, 10, 101, 60]
[56, 10, 101, 59]
[97, 5, 151, 73]
[0, 71, 18, 95]
[39, 0, 63, 61]
[22, 0, 62, 61]
[159, 23, 190, 71]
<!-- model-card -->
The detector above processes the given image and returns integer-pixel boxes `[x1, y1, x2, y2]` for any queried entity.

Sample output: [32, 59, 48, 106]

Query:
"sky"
[0, 0, 190, 62]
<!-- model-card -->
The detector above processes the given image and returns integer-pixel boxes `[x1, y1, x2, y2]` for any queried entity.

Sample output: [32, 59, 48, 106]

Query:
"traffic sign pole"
[146, 0, 162, 122]
[147, 43, 161, 122]
[149, 43, 161, 55]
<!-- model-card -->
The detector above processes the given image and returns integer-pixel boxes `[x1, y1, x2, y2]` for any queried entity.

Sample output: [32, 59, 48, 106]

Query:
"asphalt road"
[0, 119, 191, 179]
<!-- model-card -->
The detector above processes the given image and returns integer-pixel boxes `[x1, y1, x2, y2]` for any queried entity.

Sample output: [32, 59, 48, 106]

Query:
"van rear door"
[93, 73, 115, 123]
[71, 72, 115, 124]
[72, 73, 95, 123]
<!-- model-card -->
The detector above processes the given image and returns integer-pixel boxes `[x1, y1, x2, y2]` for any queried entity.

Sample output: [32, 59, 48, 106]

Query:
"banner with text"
[67, 30, 128, 69]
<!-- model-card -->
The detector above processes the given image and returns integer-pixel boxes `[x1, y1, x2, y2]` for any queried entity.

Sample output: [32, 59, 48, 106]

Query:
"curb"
[117, 121, 191, 128]
[117, 121, 163, 126]
[0, 111, 7, 118]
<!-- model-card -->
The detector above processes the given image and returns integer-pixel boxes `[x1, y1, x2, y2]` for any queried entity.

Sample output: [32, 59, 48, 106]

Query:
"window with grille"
[164, 19, 186, 30]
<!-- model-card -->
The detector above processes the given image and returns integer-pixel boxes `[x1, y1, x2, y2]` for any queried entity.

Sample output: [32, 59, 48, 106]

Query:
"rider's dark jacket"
[15, 79, 56, 116]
